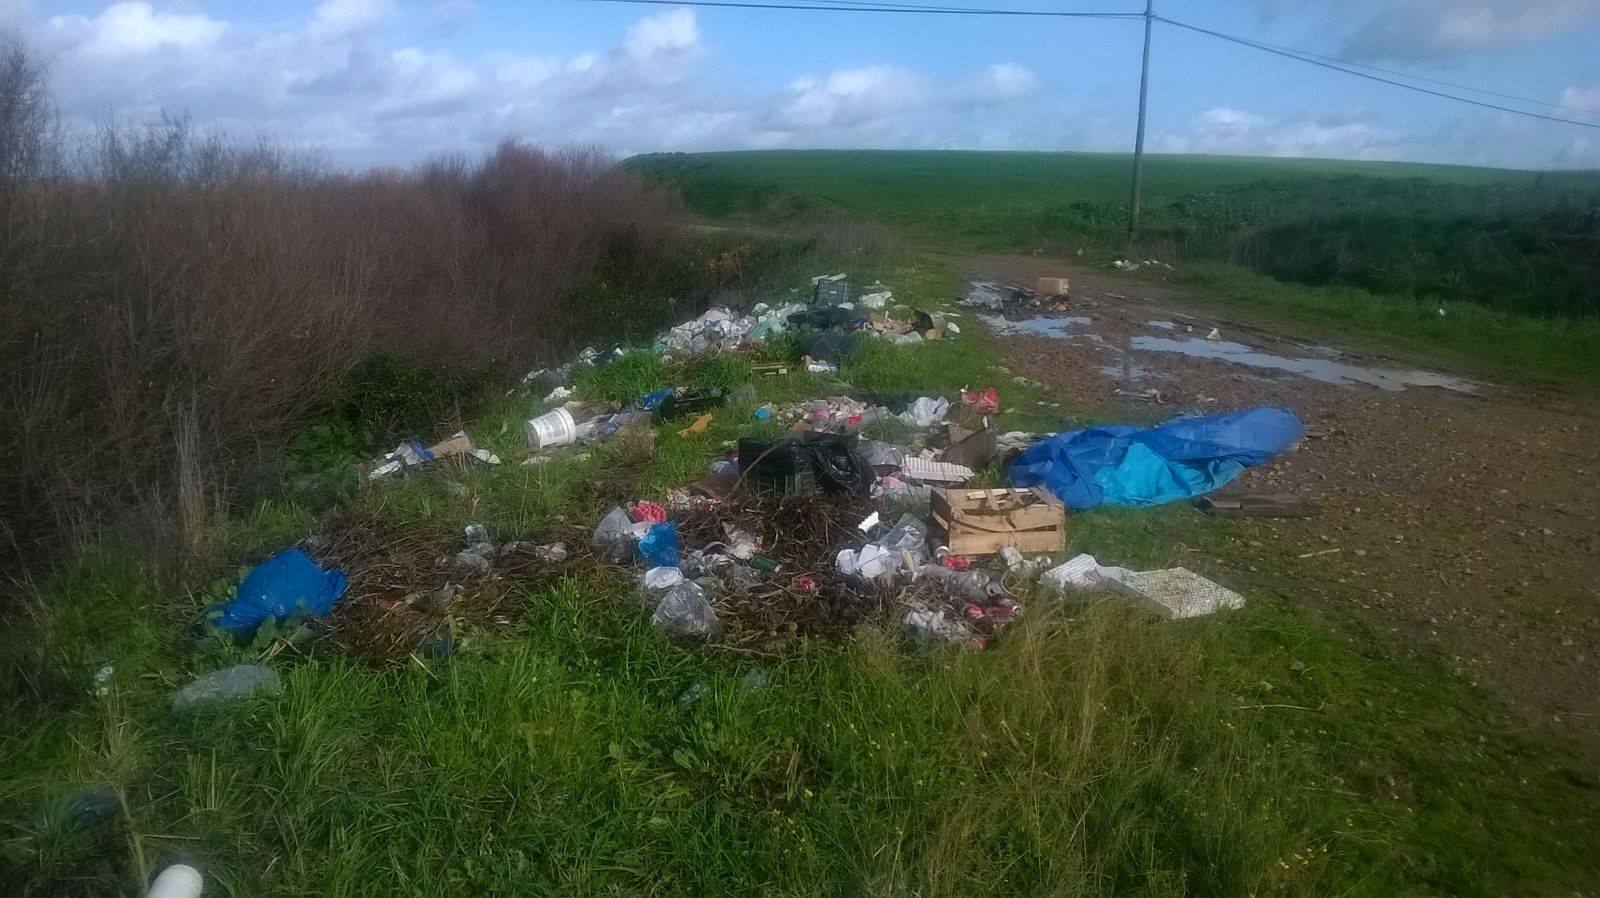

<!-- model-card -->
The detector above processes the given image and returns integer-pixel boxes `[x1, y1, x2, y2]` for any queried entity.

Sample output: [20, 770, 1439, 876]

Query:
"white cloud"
[310, 0, 396, 42]
[1558, 85, 1600, 121]
[43, 2, 226, 57]
[1270, 0, 1600, 62]
[1155, 106, 1400, 159]
[956, 63, 1043, 105]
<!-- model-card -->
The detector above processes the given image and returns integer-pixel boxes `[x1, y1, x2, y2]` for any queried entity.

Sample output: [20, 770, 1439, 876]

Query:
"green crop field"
[630, 150, 1600, 321]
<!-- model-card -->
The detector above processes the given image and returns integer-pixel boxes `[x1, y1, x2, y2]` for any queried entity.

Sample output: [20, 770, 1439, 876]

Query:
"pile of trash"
[201, 511, 574, 664]
[960, 279, 1069, 313]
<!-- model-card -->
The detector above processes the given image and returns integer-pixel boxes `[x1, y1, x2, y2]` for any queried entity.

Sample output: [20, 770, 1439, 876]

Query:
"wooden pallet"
[931, 487, 1067, 555]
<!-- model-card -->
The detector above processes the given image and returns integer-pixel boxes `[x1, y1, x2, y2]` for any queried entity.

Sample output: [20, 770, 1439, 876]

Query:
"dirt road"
[964, 255, 1600, 749]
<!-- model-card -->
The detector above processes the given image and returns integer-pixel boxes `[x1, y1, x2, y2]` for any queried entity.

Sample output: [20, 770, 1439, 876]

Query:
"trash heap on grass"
[311, 272, 1302, 668]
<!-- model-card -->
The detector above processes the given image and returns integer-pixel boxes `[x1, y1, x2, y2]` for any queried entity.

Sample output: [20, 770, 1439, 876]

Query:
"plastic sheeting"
[209, 549, 347, 633]
[1008, 407, 1304, 509]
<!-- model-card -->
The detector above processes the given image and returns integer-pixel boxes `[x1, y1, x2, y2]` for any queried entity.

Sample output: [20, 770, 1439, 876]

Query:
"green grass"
[5, 258, 1598, 896]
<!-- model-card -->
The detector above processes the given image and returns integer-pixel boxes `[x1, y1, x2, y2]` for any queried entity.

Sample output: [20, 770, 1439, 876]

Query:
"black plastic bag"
[788, 307, 857, 330]
[739, 432, 875, 496]
[800, 331, 863, 365]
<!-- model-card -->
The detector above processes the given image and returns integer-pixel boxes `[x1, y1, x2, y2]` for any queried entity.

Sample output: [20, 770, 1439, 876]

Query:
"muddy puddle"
[970, 282, 1477, 394]
[1130, 335, 1478, 393]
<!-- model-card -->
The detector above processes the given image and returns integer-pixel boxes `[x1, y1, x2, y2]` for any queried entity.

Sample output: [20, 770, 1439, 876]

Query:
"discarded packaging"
[899, 396, 950, 427]
[594, 506, 646, 563]
[900, 456, 975, 484]
[931, 487, 1067, 556]
[940, 422, 999, 470]
[171, 664, 281, 712]
[544, 386, 574, 403]
[678, 413, 714, 437]
[1109, 568, 1244, 620]
[143, 865, 204, 898]
[638, 521, 680, 568]
[739, 433, 875, 496]
[525, 407, 578, 449]
[652, 580, 722, 637]
[902, 608, 979, 648]
[1042, 553, 1243, 619]
[1035, 277, 1070, 297]
[209, 549, 347, 633]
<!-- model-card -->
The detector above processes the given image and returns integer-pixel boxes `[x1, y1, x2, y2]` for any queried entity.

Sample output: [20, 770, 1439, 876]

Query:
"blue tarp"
[1008, 406, 1304, 510]
[210, 549, 348, 633]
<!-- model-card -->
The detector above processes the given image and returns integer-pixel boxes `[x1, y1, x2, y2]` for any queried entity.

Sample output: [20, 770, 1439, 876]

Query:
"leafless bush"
[0, 42, 683, 570]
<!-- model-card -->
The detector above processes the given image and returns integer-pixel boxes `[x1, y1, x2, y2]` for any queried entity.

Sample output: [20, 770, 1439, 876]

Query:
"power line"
[1157, 16, 1600, 129]
[1188, 28, 1600, 118]
[580, 0, 1142, 18]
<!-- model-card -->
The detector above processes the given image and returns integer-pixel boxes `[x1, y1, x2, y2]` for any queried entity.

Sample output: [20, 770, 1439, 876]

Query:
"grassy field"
[5, 257, 1598, 896]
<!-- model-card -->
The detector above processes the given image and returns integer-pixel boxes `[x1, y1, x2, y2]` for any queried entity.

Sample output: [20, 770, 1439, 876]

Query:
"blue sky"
[9, 0, 1600, 169]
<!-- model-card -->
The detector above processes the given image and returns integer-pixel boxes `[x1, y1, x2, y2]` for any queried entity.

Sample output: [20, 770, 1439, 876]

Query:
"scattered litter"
[899, 396, 950, 427]
[171, 664, 281, 712]
[739, 433, 875, 496]
[1196, 494, 1316, 518]
[525, 407, 577, 449]
[1206, 327, 1221, 341]
[543, 385, 573, 403]
[1009, 406, 1304, 509]
[940, 422, 999, 470]
[1043, 553, 1242, 619]
[631, 501, 668, 523]
[811, 272, 849, 305]
[900, 456, 975, 484]
[652, 580, 722, 637]
[1042, 553, 1132, 590]
[144, 865, 204, 898]
[594, 506, 647, 563]
[209, 549, 347, 633]
[1109, 568, 1243, 620]
[658, 387, 725, 421]
[533, 541, 569, 562]
[961, 386, 999, 416]
[806, 360, 838, 373]
[1035, 276, 1070, 296]
[801, 331, 863, 365]
[677, 412, 714, 437]
[902, 608, 980, 649]
[857, 510, 881, 532]
[858, 290, 892, 310]
[638, 521, 680, 568]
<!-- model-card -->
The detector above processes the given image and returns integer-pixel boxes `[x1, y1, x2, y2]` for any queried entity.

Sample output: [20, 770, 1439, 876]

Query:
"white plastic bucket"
[144, 865, 203, 898]
[524, 407, 577, 449]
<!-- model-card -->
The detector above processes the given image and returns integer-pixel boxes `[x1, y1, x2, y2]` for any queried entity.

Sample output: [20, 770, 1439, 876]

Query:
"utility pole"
[1126, 0, 1154, 255]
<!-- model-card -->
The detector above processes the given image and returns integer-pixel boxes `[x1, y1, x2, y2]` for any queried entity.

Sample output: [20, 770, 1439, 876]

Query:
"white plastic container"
[144, 864, 203, 898]
[524, 407, 576, 449]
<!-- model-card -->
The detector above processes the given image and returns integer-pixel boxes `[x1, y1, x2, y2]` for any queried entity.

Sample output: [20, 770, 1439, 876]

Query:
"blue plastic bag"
[1008, 407, 1304, 509]
[637, 521, 680, 568]
[210, 549, 348, 633]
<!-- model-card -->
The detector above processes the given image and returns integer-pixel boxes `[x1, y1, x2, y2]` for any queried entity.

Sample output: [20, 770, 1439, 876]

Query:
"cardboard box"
[932, 487, 1067, 555]
[1035, 277, 1070, 297]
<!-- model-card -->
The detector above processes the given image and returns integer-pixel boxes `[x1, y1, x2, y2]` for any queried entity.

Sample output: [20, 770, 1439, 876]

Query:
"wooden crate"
[931, 487, 1067, 556]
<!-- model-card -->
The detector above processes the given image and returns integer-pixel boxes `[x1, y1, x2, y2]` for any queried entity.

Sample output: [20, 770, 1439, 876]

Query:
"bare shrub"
[0, 42, 684, 571]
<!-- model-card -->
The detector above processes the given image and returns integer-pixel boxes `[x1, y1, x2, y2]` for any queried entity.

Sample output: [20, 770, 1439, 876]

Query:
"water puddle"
[1130, 336, 1478, 393]
[981, 314, 1092, 339]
